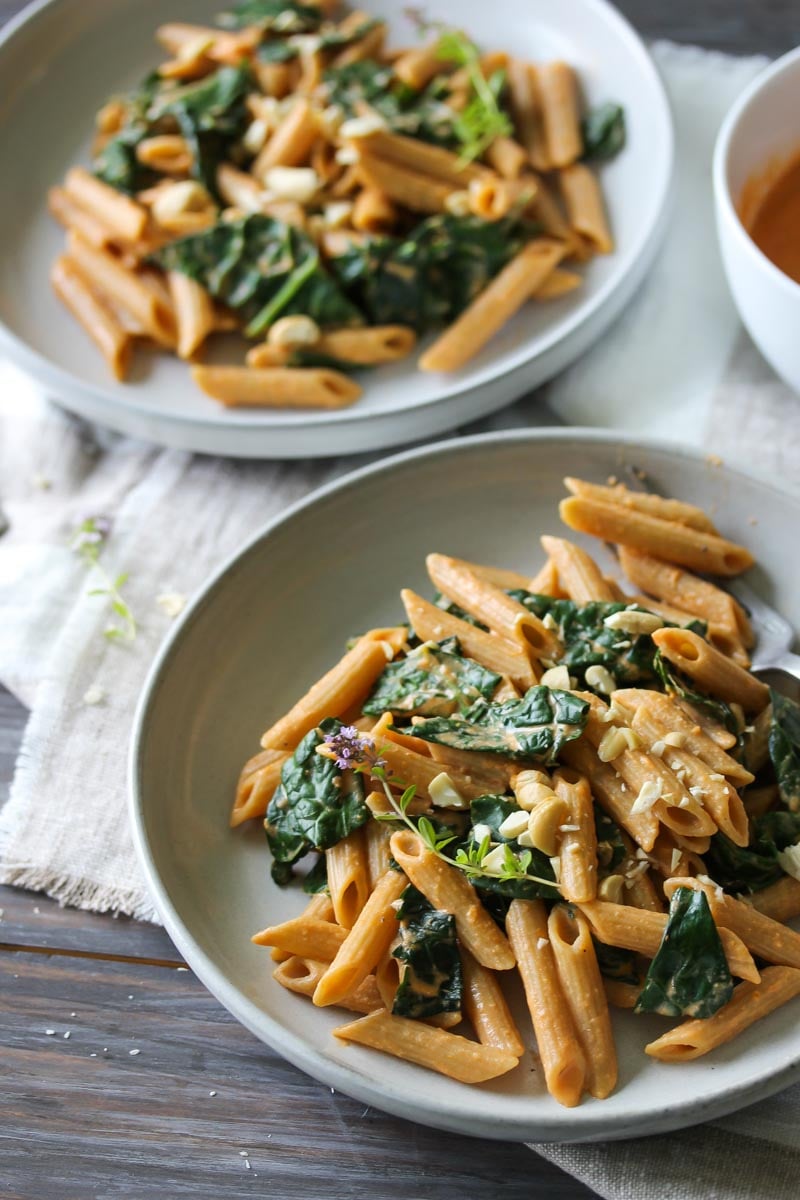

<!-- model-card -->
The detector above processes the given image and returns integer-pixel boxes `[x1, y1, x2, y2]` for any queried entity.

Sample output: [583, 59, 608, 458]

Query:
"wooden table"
[1, 3, 796, 1196]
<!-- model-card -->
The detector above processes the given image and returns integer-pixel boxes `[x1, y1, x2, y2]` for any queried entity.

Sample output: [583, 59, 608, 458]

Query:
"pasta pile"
[48, 0, 624, 409]
[232, 474, 800, 1106]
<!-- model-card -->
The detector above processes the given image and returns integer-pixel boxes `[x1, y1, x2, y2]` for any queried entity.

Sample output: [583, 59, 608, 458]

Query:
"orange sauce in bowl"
[745, 150, 800, 284]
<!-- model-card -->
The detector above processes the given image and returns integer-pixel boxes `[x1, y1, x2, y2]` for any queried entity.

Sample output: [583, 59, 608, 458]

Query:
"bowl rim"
[713, 43, 800, 301]
[129, 426, 800, 1143]
[0, 0, 674, 434]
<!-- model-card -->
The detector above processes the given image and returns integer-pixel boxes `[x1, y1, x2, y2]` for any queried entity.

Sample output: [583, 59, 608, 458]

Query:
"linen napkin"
[2, 41, 800, 1199]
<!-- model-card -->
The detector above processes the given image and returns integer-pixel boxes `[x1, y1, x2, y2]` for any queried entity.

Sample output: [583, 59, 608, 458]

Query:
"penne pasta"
[460, 947, 526, 1057]
[354, 152, 455, 213]
[50, 256, 132, 380]
[553, 770, 598, 903]
[652, 628, 769, 713]
[64, 166, 147, 242]
[274, 956, 383, 1014]
[539, 535, 616, 603]
[537, 62, 583, 168]
[65, 231, 175, 347]
[548, 906, 617, 1098]
[230, 747, 290, 826]
[559, 163, 613, 254]
[191, 366, 362, 409]
[313, 868, 407, 1006]
[168, 271, 216, 360]
[326, 828, 370, 929]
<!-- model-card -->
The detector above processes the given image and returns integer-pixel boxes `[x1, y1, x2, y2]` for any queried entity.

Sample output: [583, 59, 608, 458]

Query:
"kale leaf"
[322, 59, 459, 147]
[265, 719, 369, 885]
[93, 73, 163, 193]
[635, 886, 734, 1019]
[466, 795, 558, 900]
[581, 102, 626, 161]
[408, 685, 589, 761]
[594, 939, 640, 987]
[258, 19, 382, 65]
[769, 690, 800, 812]
[594, 803, 627, 875]
[392, 885, 462, 1019]
[363, 638, 500, 718]
[330, 213, 531, 332]
[301, 855, 329, 894]
[705, 810, 800, 894]
[217, 0, 323, 32]
[151, 214, 362, 333]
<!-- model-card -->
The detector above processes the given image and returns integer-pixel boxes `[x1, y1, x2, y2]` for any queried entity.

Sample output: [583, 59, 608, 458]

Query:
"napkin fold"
[2, 41, 800, 1200]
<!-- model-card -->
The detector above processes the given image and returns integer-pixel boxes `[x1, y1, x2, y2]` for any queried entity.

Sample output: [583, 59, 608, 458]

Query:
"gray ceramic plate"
[130, 431, 800, 1141]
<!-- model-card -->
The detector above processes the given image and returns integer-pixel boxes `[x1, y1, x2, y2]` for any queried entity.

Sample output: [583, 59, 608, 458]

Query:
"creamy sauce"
[745, 150, 800, 284]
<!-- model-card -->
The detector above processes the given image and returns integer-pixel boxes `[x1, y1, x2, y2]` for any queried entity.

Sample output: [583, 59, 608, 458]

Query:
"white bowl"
[0, 0, 673, 458]
[130, 429, 800, 1143]
[713, 46, 800, 394]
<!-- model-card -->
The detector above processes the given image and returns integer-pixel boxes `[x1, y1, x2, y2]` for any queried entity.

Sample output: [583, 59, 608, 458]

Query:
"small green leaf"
[581, 102, 626, 161]
[635, 887, 733, 1019]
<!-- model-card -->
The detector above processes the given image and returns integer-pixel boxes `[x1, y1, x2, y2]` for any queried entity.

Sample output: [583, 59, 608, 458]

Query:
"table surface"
[2, 2, 798, 1197]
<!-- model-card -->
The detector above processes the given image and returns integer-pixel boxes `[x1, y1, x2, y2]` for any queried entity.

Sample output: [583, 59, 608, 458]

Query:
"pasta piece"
[50, 256, 132, 381]
[252, 916, 347, 961]
[460, 948, 526, 1057]
[528, 557, 564, 597]
[273, 956, 383, 1014]
[539, 535, 615, 603]
[137, 134, 193, 175]
[485, 135, 529, 179]
[48, 186, 115, 249]
[744, 877, 800, 924]
[529, 175, 574, 243]
[447, 560, 533, 592]
[260, 632, 397, 751]
[333, 1010, 519, 1083]
[354, 153, 454, 213]
[506, 899, 586, 1107]
[217, 162, 264, 213]
[560, 737, 659, 851]
[559, 163, 613, 254]
[368, 731, 492, 805]
[646, 967, 800, 1062]
[665, 879, 800, 971]
[559, 495, 755, 576]
[548, 906, 617, 1098]
[351, 187, 398, 234]
[553, 770, 598, 903]
[191, 366, 362, 409]
[400, 589, 537, 690]
[364, 810, 393, 891]
[507, 60, 550, 170]
[254, 58, 297, 99]
[254, 98, 319, 174]
[537, 62, 582, 167]
[315, 326, 415, 365]
[269, 891, 336, 964]
[604, 979, 642, 1009]
[331, 20, 385, 67]
[426, 553, 561, 660]
[326, 829, 370, 930]
[534, 268, 582, 300]
[393, 42, 449, 90]
[427, 743, 518, 797]
[652, 628, 769, 713]
[230, 747, 290, 826]
[313, 868, 407, 1006]
[419, 239, 566, 373]
[468, 177, 538, 221]
[389, 830, 516, 971]
[167, 271, 215, 360]
[563, 478, 720, 535]
[65, 231, 175, 347]
[349, 129, 488, 186]
[64, 166, 147, 242]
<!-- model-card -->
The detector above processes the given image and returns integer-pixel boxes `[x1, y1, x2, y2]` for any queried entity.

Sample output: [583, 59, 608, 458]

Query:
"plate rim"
[0, 0, 673, 454]
[129, 426, 800, 1142]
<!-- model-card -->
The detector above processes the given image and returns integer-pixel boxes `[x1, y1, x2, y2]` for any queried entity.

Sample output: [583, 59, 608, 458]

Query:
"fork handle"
[753, 650, 800, 684]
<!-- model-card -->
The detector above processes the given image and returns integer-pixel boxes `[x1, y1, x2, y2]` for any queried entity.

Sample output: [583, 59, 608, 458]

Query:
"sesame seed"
[209, 1091, 217, 1097]
[129, 1049, 140, 1056]
[45, 1029, 55, 1036]
[63, 1032, 71, 1039]
[70, 1012, 76, 1017]
[128, 995, 134, 1000]
[90, 1052, 97, 1057]
[83, 684, 105, 706]
[239, 1151, 249, 1157]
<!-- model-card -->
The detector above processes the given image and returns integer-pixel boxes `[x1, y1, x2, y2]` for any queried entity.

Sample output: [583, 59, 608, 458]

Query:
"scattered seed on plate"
[45, 1029, 55, 1036]
[129, 1049, 140, 1056]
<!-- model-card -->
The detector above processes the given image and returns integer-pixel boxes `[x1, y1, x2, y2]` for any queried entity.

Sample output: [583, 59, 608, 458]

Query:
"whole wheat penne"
[579, 900, 759, 983]
[559, 495, 755, 576]
[50, 256, 132, 380]
[427, 743, 518, 797]
[351, 186, 398, 234]
[390, 830, 516, 971]
[400, 588, 537, 690]
[260, 632, 396, 751]
[506, 899, 586, 1106]
[485, 135, 529, 179]
[333, 1009, 518, 1083]
[254, 57, 297, 98]
[368, 733, 491, 805]
[604, 979, 642, 1009]
[167, 271, 215, 360]
[191, 366, 362, 409]
[313, 868, 407, 1006]
[468, 176, 538, 221]
[447, 559, 533, 592]
[537, 62, 583, 167]
[460, 947, 526, 1057]
[528, 557, 565, 597]
[327, 829, 370, 929]
[274, 956, 383, 1014]
[553, 770, 598, 903]
[364, 808, 393, 891]
[559, 163, 613, 254]
[269, 891, 336, 963]
[66, 231, 175, 346]
[564, 477, 720, 534]
[560, 738, 659, 851]
[64, 166, 147, 242]
[332, 20, 385, 67]
[540, 535, 616, 603]
[533, 268, 582, 300]
[254, 98, 319, 175]
[548, 906, 617, 1098]
[392, 41, 453, 88]
[426, 552, 560, 661]
[530, 174, 574, 242]
[507, 60, 550, 170]
[665, 878, 800, 970]
[48, 186, 116, 249]
[646, 967, 800, 1062]
[744, 877, 800, 924]
[315, 325, 415, 364]
[350, 128, 489, 186]
[419, 238, 566, 373]
[354, 152, 455, 213]
[137, 134, 193, 175]
[230, 747, 290, 826]
[252, 916, 348, 960]
[652, 628, 769, 713]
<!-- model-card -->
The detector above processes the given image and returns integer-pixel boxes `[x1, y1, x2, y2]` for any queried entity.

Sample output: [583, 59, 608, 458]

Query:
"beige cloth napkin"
[2, 41, 800, 1199]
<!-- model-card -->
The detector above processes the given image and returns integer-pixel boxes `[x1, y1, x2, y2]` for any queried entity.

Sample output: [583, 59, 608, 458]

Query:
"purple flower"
[71, 514, 113, 555]
[323, 725, 386, 773]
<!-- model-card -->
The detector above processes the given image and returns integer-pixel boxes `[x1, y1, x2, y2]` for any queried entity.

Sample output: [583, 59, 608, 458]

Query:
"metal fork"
[620, 466, 800, 695]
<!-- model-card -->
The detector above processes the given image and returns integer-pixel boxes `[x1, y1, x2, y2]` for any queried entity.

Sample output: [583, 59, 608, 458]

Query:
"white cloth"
[2, 42, 800, 1199]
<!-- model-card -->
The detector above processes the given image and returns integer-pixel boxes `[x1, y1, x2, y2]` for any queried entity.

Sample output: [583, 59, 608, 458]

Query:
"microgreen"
[70, 516, 137, 643]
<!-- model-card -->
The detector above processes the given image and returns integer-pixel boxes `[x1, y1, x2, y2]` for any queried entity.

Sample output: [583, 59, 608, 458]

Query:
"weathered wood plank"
[2, 952, 595, 1199]
[616, 0, 795, 54]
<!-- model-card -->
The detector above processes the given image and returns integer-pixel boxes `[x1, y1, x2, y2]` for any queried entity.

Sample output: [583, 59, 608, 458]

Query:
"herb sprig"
[435, 29, 513, 162]
[70, 516, 137, 643]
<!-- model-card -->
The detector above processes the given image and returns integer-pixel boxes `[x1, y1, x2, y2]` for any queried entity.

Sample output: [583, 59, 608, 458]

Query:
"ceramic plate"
[0, 0, 672, 458]
[130, 430, 800, 1142]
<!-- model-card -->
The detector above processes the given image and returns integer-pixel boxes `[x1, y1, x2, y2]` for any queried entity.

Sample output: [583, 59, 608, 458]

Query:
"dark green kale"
[705, 810, 800, 894]
[363, 638, 501, 718]
[594, 804, 627, 876]
[265, 719, 369, 885]
[594, 939, 640, 987]
[93, 73, 163, 194]
[329, 213, 532, 332]
[433, 593, 487, 629]
[581, 102, 626, 161]
[408, 685, 589, 761]
[322, 59, 460, 147]
[635, 887, 734, 1019]
[301, 855, 329, 894]
[465, 795, 558, 900]
[392, 885, 462, 1019]
[768, 690, 800, 812]
[150, 214, 362, 334]
[217, 0, 323, 32]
